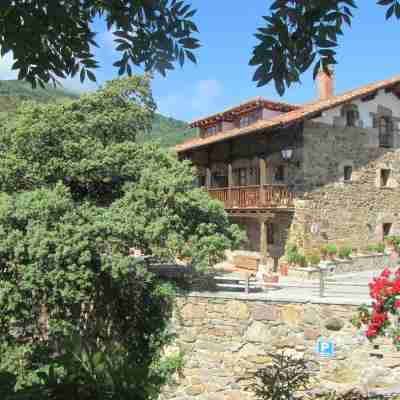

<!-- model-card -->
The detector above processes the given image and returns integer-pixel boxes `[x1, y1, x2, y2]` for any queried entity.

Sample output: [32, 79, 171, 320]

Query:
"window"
[239, 109, 261, 128]
[343, 166, 352, 182]
[380, 169, 391, 187]
[267, 224, 275, 245]
[377, 116, 393, 148]
[274, 165, 285, 182]
[383, 223, 392, 239]
[341, 104, 359, 127]
[346, 110, 357, 127]
[204, 123, 222, 137]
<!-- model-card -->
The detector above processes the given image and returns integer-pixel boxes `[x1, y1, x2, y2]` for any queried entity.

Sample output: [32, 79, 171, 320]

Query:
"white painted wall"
[314, 89, 400, 129]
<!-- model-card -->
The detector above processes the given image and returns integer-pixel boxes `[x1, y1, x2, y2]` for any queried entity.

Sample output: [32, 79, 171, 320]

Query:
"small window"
[380, 169, 391, 187]
[383, 223, 392, 239]
[378, 116, 394, 148]
[204, 123, 222, 137]
[346, 110, 357, 127]
[267, 223, 275, 245]
[343, 166, 352, 182]
[239, 109, 261, 128]
[274, 165, 285, 182]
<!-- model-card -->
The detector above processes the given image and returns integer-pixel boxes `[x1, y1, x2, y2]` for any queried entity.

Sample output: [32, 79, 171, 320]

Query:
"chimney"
[316, 66, 334, 100]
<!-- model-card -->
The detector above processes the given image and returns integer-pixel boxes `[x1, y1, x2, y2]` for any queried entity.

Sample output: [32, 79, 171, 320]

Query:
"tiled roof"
[190, 97, 299, 127]
[176, 75, 400, 153]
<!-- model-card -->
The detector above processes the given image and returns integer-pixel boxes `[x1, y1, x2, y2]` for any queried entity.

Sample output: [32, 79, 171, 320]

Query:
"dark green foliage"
[0, 80, 195, 148]
[0, 1, 199, 88]
[139, 113, 196, 148]
[338, 245, 352, 259]
[253, 352, 314, 400]
[0, 76, 242, 398]
[250, 0, 400, 95]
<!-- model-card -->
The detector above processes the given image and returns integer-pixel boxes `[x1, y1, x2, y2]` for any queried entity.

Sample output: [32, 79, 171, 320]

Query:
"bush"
[307, 253, 321, 266]
[338, 245, 352, 259]
[286, 245, 307, 267]
[253, 352, 314, 400]
[367, 242, 385, 253]
[325, 244, 338, 256]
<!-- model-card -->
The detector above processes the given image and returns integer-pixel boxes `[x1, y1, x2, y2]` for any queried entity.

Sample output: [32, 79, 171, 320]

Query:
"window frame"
[343, 165, 353, 182]
[380, 168, 391, 187]
[274, 165, 285, 183]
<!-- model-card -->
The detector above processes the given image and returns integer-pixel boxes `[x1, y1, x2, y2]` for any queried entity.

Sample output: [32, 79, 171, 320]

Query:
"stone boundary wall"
[163, 295, 400, 400]
[289, 254, 387, 280]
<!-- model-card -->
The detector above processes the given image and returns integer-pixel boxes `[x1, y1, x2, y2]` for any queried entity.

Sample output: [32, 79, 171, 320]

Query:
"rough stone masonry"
[162, 295, 400, 400]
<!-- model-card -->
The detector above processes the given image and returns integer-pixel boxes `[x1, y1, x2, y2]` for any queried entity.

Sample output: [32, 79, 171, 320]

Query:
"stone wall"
[290, 120, 400, 255]
[163, 295, 400, 400]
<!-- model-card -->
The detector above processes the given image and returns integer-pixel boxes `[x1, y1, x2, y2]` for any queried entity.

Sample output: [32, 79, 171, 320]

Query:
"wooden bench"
[233, 255, 259, 273]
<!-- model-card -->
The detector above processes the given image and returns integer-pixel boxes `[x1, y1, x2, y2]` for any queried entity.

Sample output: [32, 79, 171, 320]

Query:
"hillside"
[0, 80, 195, 148]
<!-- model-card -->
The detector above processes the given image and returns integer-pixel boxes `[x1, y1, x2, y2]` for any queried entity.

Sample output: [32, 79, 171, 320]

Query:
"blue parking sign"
[315, 337, 335, 357]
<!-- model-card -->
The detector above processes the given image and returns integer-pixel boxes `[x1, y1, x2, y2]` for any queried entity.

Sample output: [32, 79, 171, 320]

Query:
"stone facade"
[163, 296, 400, 400]
[295, 119, 400, 255]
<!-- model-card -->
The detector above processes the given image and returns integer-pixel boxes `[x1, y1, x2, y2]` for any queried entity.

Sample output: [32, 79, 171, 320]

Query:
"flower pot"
[263, 274, 279, 284]
[279, 263, 289, 276]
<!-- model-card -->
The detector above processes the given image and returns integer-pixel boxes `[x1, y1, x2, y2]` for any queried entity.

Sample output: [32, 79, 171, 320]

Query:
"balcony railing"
[207, 185, 295, 210]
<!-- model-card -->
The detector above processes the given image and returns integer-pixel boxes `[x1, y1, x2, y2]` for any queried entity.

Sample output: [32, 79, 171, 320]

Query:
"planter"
[263, 274, 279, 284]
[279, 263, 289, 276]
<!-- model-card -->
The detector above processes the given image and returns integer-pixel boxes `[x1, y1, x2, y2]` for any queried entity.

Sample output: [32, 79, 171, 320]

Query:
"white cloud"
[0, 53, 17, 80]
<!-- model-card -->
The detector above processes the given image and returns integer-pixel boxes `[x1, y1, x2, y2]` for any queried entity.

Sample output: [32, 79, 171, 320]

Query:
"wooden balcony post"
[228, 163, 233, 207]
[260, 219, 269, 266]
[259, 157, 267, 207]
[206, 167, 212, 188]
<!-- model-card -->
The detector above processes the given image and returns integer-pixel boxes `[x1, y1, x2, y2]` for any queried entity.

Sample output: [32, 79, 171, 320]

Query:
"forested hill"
[0, 80, 195, 148]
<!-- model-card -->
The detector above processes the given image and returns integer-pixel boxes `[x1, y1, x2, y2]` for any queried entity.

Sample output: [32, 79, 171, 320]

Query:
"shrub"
[367, 243, 385, 253]
[286, 244, 307, 267]
[325, 244, 338, 256]
[307, 253, 321, 266]
[338, 245, 352, 259]
[253, 352, 314, 400]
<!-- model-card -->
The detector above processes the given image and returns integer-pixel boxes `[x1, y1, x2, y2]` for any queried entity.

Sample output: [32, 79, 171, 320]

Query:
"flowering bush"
[352, 267, 400, 350]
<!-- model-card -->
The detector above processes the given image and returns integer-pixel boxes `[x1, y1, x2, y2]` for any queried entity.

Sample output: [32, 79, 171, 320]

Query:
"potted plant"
[338, 245, 352, 260]
[306, 253, 321, 267]
[325, 244, 338, 261]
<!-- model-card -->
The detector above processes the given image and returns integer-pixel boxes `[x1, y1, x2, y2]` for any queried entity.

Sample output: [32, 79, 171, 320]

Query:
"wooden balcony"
[208, 185, 295, 210]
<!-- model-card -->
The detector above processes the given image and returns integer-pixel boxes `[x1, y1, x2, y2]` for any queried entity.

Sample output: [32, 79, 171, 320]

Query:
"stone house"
[175, 72, 400, 269]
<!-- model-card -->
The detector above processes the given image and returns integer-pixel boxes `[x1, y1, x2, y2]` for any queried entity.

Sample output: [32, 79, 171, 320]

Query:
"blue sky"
[1, 1, 400, 122]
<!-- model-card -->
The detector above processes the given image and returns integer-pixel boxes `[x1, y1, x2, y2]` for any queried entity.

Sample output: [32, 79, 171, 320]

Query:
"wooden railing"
[207, 185, 295, 209]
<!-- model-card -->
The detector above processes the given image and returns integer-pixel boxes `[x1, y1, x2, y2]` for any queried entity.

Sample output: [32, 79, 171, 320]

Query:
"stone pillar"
[206, 167, 212, 188]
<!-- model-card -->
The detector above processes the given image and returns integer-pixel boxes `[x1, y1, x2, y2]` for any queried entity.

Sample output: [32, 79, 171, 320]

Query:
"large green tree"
[1, 1, 398, 94]
[0, 76, 242, 398]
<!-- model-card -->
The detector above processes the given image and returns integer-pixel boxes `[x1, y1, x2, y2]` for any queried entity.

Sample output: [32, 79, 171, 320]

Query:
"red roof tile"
[176, 75, 400, 153]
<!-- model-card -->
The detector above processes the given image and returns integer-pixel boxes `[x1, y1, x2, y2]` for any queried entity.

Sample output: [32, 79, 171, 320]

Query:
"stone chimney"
[316, 66, 334, 100]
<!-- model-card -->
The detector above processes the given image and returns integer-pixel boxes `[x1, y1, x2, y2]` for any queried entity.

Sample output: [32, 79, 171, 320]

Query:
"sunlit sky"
[1, 1, 400, 122]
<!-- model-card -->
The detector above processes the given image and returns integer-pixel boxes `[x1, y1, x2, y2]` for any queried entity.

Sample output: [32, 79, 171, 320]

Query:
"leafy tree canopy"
[1, 1, 399, 94]
[0, 76, 242, 397]
[0, 0, 200, 87]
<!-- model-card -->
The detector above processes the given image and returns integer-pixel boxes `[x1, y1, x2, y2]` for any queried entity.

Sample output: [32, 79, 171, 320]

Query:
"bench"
[233, 255, 260, 273]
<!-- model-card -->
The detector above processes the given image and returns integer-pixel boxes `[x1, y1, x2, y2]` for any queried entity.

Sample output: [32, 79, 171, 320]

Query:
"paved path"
[201, 268, 394, 305]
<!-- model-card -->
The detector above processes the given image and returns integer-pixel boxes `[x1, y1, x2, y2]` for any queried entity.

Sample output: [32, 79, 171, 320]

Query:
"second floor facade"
[176, 73, 400, 213]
